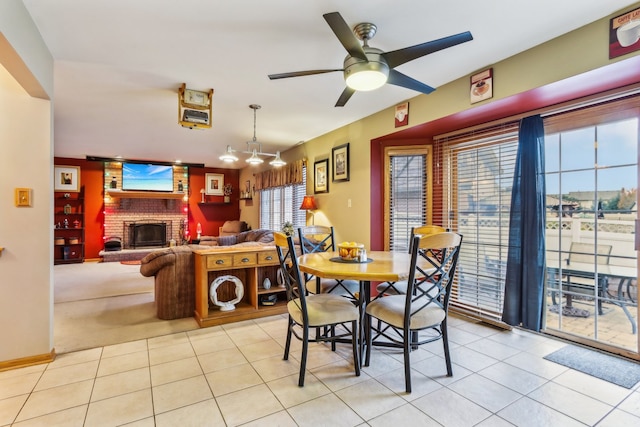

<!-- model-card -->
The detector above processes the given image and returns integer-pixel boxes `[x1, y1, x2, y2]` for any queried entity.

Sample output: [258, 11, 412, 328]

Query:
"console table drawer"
[233, 253, 257, 267]
[206, 254, 234, 269]
[258, 251, 278, 265]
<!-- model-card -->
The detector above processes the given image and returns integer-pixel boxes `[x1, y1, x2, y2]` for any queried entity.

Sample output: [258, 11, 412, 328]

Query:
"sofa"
[217, 220, 250, 237]
[139, 229, 274, 320]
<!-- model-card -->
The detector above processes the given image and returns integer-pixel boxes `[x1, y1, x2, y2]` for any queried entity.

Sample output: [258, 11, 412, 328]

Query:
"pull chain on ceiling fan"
[268, 11, 473, 107]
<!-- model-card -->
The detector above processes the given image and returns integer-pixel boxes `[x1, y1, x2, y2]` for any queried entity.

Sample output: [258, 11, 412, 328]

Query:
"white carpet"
[54, 262, 153, 303]
[54, 262, 198, 354]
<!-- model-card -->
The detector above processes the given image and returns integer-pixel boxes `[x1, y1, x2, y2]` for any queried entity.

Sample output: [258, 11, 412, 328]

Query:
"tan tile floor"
[2, 314, 640, 426]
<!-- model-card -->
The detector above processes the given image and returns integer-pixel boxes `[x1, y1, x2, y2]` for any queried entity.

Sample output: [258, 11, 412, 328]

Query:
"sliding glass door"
[544, 111, 638, 355]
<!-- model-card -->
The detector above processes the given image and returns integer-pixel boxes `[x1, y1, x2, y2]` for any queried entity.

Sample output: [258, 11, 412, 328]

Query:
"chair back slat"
[274, 231, 308, 320]
[298, 225, 336, 254]
[405, 232, 463, 324]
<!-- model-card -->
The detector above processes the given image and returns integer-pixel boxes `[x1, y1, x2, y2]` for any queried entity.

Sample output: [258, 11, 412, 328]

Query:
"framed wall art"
[332, 143, 350, 182]
[609, 6, 640, 59]
[54, 165, 81, 192]
[205, 173, 224, 195]
[314, 158, 329, 194]
[470, 68, 493, 104]
[394, 102, 409, 127]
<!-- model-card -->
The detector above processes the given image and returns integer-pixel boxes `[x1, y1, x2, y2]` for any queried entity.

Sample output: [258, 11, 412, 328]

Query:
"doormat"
[544, 345, 640, 389]
[120, 260, 141, 265]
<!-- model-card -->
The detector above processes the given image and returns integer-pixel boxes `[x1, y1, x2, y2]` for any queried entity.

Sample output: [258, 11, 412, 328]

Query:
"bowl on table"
[338, 242, 364, 261]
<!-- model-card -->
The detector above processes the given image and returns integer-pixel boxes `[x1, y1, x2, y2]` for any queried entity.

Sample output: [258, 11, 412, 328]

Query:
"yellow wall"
[241, 3, 640, 246]
[0, 0, 54, 364]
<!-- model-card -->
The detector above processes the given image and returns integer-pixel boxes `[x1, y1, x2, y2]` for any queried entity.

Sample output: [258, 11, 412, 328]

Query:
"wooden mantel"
[106, 190, 186, 200]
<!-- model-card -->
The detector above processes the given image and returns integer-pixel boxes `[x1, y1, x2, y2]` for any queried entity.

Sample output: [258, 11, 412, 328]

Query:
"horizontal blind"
[437, 122, 519, 320]
[389, 153, 427, 252]
[259, 165, 306, 231]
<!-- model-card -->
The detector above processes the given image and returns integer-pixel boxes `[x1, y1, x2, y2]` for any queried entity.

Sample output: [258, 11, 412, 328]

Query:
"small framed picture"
[394, 102, 409, 127]
[314, 159, 329, 194]
[54, 165, 81, 192]
[332, 143, 350, 182]
[470, 68, 493, 104]
[205, 173, 224, 195]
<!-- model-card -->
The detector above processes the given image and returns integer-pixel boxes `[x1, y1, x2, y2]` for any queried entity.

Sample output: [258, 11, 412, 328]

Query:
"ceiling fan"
[268, 12, 473, 107]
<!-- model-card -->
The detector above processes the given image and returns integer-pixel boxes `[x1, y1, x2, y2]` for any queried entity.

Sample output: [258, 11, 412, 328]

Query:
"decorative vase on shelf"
[224, 196, 230, 203]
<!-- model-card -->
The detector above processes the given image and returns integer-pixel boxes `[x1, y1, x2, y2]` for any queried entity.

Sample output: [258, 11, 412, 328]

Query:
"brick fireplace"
[103, 163, 189, 250]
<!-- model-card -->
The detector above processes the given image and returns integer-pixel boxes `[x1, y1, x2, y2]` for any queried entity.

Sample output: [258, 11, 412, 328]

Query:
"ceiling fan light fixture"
[344, 56, 389, 91]
[219, 145, 239, 163]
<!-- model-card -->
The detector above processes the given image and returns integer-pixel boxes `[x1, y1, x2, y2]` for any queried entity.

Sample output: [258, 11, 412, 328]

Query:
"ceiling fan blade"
[335, 87, 356, 107]
[323, 12, 368, 61]
[387, 69, 435, 94]
[268, 69, 343, 80]
[383, 31, 473, 68]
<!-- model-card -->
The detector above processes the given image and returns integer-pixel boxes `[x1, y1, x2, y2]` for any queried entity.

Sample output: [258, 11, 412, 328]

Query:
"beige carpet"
[54, 261, 198, 354]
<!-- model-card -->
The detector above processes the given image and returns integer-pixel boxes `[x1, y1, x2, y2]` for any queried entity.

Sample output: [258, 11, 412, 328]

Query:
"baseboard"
[0, 348, 56, 372]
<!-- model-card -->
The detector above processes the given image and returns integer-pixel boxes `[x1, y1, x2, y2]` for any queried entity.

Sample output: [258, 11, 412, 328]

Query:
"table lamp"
[299, 195, 318, 225]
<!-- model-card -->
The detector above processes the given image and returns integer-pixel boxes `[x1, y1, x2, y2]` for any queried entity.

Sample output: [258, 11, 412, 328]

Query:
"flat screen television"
[122, 163, 174, 192]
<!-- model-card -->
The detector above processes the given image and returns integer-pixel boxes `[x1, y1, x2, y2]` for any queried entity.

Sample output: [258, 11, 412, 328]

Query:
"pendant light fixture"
[219, 104, 286, 167]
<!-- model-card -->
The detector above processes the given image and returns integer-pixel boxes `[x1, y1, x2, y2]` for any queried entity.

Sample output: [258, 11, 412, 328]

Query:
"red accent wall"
[369, 56, 640, 251]
[188, 167, 240, 237]
[54, 158, 240, 259]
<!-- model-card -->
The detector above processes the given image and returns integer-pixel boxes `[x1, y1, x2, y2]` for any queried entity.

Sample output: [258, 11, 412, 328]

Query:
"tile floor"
[2, 314, 640, 427]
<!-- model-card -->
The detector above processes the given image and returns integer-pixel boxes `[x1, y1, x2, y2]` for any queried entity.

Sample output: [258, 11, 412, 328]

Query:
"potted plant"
[282, 221, 294, 236]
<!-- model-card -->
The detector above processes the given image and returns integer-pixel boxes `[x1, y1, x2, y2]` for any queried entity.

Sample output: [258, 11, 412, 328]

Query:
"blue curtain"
[502, 115, 546, 331]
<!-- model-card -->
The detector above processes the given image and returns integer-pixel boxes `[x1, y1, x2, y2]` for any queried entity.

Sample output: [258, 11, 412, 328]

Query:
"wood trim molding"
[0, 348, 56, 372]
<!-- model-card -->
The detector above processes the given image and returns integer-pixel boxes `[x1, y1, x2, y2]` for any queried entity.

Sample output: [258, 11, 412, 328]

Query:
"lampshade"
[299, 195, 318, 210]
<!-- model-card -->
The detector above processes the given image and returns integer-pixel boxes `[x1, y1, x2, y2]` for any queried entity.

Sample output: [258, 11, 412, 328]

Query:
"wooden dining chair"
[365, 232, 463, 393]
[274, 231, 360, 386]
[297, 225, 359, 299]
[376, 225, 447, 296]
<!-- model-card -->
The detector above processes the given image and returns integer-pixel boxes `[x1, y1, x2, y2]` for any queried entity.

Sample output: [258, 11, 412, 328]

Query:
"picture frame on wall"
[470, 68, 493, 104]
[54, 165, 81, 192]
[205, 173, 224, 195]
[314, 158, 329, 194]
[332, 143, 350, 182]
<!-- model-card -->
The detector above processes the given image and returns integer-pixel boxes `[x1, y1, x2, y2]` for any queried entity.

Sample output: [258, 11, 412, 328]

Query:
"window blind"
[259, 164, 306, 231]
[437, 122, 519, 320]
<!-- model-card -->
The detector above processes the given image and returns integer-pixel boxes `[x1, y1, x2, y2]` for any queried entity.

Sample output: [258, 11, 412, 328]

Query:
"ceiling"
[21, 0, 637, 168]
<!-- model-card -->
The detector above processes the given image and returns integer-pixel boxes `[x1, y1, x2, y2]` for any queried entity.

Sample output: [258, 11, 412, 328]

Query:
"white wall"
[0, 0, 54, 363]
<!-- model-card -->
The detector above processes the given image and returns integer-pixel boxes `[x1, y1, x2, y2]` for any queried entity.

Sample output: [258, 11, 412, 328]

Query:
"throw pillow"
[216, 235, 238, 246]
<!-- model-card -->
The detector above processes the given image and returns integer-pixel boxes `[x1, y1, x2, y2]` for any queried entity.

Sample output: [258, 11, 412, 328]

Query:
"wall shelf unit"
[197, 201, 231, 206]
[54, 190, 84, 265]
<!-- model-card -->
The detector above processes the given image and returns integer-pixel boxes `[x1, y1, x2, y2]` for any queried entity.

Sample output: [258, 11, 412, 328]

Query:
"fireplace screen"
[124, 220, 171, 248]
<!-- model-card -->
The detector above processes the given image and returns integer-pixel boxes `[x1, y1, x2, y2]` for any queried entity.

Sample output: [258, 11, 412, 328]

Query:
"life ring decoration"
[210, 275, 244, 311]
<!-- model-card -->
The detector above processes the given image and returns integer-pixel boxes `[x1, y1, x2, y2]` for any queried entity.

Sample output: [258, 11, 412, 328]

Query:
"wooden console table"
[193, 246, 287, 327]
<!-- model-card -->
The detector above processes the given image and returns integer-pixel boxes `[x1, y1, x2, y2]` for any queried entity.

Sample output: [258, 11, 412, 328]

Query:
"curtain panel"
[254, 159, 304, 190]
[502, 115, 546, 331]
